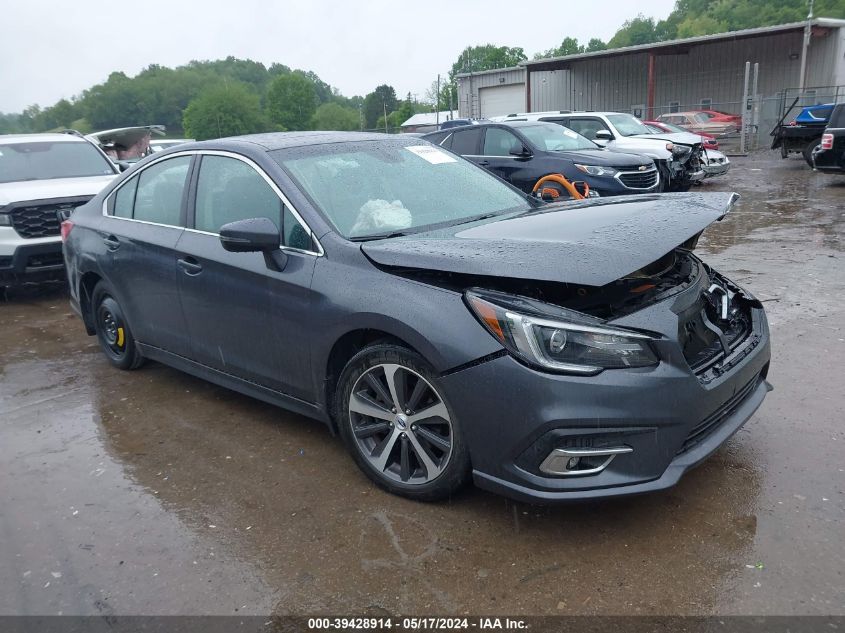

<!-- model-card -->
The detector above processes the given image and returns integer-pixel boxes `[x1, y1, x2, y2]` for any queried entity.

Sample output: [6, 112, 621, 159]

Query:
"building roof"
[523, 18, 845, 71]
[455, 66, 524, 79]
[400, 111, 459, 127]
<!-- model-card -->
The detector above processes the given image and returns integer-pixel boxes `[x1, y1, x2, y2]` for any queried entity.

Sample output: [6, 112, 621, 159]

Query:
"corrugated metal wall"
[457, 68, 525, 117]
[457, 27, 843, 117]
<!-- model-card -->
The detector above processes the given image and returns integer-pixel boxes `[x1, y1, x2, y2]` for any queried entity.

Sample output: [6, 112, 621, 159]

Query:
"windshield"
[692, 113, 711, 123]
[273, 141, 531, 240]
[0, 141, 115, 183]
[607, 114, 653, 137]
[518, 124, 597, 151]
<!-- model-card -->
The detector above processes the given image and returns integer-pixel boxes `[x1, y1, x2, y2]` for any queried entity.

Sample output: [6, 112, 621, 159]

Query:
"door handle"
[103, 235, 120, 251]
[177, 257, 203, 275]
[477, 160, 490, 166]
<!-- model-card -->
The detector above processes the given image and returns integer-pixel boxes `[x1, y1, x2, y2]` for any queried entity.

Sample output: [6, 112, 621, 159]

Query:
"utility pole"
[798, 0, 815, 91]
[436, 74, 441, 127]
[383, 99, 388, 134]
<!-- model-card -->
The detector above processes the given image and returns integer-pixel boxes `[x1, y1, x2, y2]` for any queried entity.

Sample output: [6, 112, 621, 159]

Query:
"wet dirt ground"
[1, 153, 843, 617]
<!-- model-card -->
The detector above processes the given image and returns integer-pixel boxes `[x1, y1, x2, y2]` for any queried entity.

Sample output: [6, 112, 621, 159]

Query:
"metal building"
[456, 18, 845, 120]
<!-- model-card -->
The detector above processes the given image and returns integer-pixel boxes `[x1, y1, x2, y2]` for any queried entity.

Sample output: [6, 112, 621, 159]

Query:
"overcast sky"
[0, 0, 676, 113]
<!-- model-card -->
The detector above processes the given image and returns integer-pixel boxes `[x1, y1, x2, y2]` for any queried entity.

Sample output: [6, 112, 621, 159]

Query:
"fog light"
[539, 446, 633, 476]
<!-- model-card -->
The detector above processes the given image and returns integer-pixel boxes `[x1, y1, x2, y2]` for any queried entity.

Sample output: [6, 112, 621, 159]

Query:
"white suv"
[495, 111, 705, 190]
[0, 133, 118, 289]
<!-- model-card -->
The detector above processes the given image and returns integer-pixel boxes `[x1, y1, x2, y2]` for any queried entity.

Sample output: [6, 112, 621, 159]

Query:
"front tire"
[92, 282, 144, 370]
[336, 344, 470, 501]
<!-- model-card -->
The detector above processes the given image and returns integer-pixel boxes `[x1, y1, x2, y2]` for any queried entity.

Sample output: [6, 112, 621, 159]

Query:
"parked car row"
[424, 110, 730, 194]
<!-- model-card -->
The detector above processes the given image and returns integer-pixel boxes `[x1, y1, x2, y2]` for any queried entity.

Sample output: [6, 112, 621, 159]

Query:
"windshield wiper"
[349, 230, 411, 242]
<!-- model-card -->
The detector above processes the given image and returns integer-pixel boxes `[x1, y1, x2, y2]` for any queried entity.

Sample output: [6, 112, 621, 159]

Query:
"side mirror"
[594, 130, 613, 142]
[509, 145, 532, 158]
[116, 161, 133, 172]
[219, 217, 287, 271]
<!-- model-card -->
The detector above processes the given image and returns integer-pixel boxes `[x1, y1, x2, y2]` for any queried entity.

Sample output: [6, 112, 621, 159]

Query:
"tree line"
[2, 0, 843, 138]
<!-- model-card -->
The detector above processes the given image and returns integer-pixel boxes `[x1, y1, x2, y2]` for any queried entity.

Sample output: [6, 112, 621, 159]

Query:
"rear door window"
[449, 128, 482, 155]
[132, 156, 191, 226]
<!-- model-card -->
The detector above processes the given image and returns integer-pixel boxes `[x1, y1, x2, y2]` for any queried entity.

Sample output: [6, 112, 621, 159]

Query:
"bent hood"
[0, 175, 117, 207]
[362, 192, 738, 287]
[634, 131, 702, 146]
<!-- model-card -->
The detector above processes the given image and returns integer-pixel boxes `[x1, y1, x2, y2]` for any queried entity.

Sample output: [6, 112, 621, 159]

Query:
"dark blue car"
[422, 121, 658, 197]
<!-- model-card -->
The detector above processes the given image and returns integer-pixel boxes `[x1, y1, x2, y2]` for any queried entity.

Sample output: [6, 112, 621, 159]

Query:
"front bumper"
[703, 155, 730, 178]
[0, 230, 65, 285]
[440, 274, 771, 503]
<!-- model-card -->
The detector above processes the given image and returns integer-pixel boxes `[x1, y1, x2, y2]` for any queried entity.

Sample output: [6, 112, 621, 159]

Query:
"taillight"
[821, 133, 834, 150]
[60, 220, 74, 242]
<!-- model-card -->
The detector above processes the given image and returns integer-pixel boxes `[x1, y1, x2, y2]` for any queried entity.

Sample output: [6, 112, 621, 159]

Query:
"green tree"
[449, 45, 527, 80]
[608, 15, 659, 48]
[363, 85, 398, 129]
[266, 73, 317, 131]
[534, 37, 583, 59]
[182, 82, 268, 140]
[312, 102, 360, 130]
[585, 38, 607, 52]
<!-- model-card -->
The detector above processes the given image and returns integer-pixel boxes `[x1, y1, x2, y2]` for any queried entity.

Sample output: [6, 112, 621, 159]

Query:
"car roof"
[194, 131, 394, 152]
[0, 132, 88, 145]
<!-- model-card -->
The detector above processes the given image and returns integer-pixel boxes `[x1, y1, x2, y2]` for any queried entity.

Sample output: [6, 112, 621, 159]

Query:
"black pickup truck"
[812, 104, 845, 174]
[771, 101, 834, 166]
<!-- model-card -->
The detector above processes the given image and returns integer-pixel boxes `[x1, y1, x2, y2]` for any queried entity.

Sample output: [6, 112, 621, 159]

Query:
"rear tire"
[803, 140, 820, 167]
[92, 282, 144, 370]
[336, 343, 470, 501]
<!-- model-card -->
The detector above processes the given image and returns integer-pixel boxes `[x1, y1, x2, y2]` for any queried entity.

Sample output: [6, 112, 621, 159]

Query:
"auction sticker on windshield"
[406, 145, 456, 164]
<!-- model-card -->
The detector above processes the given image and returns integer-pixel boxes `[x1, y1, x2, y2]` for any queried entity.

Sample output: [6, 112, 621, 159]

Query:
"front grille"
[677, 374, 760, 454]
[618, 168, 659, 189]
[9, 197, 91, 239]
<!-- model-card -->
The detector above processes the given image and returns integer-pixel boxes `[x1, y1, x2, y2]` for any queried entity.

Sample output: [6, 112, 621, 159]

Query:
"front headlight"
[672, 145, 691, 156]
[574, 164, 618, 177]
[466, 290, 659, 375]
[0, 213, 11, 227]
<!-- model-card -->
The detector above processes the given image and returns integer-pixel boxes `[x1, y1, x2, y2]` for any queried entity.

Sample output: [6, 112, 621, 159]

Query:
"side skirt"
[136, 343, 330, 425]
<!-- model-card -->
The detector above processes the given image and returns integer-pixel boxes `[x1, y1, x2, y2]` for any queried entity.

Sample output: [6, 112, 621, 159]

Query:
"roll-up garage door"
[478, 84, 525, 117]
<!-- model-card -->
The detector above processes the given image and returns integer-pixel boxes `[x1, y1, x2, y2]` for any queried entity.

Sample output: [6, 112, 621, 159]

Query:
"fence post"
[751, 63, 760, 150]
[740, 61, 751, 154]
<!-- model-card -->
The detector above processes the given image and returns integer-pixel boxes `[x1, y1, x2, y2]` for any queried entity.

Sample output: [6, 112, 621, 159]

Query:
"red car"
[643, 120, 719, 150]
[697, 109, 742, 125]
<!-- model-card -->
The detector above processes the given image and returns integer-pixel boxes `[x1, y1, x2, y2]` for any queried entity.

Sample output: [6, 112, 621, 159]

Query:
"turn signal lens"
[60, 220, 74, 242]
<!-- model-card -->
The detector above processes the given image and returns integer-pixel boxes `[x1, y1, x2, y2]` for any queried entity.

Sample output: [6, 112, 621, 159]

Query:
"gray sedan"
[62, 132, 770, 503]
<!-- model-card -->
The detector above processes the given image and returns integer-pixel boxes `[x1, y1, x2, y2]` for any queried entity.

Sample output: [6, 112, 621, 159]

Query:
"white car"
[702, 149, 730, 178]
[0, 133, 118, 290]
[495, 111, 706, 191]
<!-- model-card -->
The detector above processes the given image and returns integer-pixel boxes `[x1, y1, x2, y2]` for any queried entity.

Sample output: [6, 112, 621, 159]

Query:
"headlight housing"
[0, 211, 11, 227]
[465, 290, 659, 375]
[574, 164, 618, 177]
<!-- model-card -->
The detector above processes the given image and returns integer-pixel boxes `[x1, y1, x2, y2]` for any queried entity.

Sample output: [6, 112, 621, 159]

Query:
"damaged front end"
[391, 245, 763, 381]
[668, 142, 706, 187]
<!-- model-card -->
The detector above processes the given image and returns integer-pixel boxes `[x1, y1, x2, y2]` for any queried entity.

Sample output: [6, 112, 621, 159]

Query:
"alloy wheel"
[348, 363, 453, 485]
